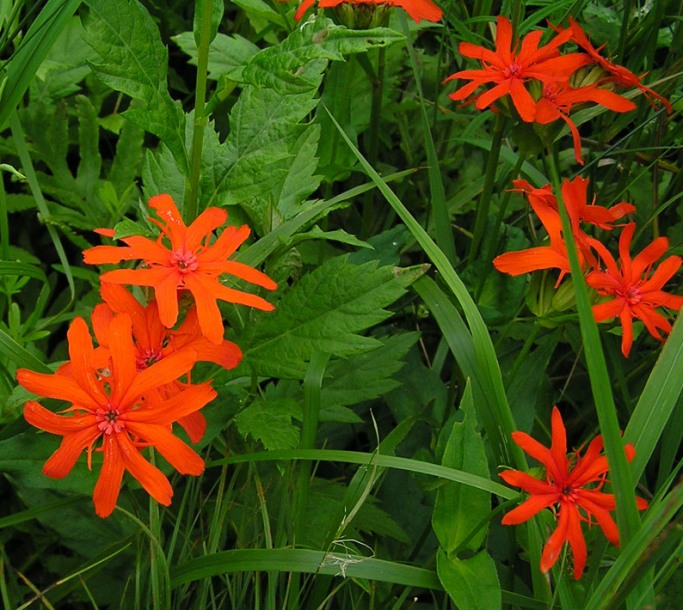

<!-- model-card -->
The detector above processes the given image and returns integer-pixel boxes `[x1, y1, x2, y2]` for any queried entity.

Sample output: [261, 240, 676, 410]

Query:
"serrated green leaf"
[234, 398, 301, 451]
[202, 86, 319, 228]
[432, 383, 491, 553]
[321, 332, 418, 408]
[243, 257, 425, 378]
[112, 218, 151, 240]
[436, 548, 501, 610]
[142, 145, 186, 209]
[240, 16, 403, 94]
[84, 0, 189, 174]
[173, 32, 259, 80]
[289, 225, 371, 249]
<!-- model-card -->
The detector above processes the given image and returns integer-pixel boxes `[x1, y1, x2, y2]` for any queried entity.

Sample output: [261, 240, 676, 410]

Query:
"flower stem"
[185, 0, 215, 222]
[469, 112, 505, 262]
[545, 149, 642, 544]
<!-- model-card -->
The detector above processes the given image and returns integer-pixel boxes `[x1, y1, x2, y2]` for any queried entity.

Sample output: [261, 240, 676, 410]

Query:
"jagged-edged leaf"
[240, 16, 404, 94]
[243, 256, 425, 379]
[173, 32, 259, 80]
[201, 86, 319, 228]
[84, 0, 189, 174]
[234, 398, 301, 451]
[321, 332, 419, 408]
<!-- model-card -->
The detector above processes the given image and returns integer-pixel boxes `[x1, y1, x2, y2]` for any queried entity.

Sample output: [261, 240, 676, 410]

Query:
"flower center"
[136, 347, 162, 371]
[504, 63, 523, 78]
[96, 405, 125, 435]
[543, 83, 559, 102]
[618, 283, 642, 306]
[170, 248, 199, 274]
[560, 484, 577, 503]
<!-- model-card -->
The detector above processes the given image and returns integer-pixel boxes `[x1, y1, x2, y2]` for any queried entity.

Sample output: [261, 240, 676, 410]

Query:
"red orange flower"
[83, 195, 277, 345]
[444, 16, 589, 122]
[586, 223, 683, 357]
[17, 315, 216, 518]
[535, 81, 636, 164]
[91, 283, 243, 442]
[500, 406, 647, 579]
[493, 177, 634, 283]
[289, 0, 442, 23]
[564, 18, 672, 113]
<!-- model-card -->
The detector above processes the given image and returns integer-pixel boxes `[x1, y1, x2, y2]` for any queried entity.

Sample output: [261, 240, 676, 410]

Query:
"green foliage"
[84, 0, 189, 174]
[243, 256, 425, 378]
[1, 0, 681, 608]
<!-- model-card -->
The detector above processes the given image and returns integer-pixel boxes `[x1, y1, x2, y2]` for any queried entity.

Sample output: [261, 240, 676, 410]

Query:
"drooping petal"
[116, 432, 173, 507]
[540, 507, 571, 573]
[93, 435, 126, 518]
[565, 505, 588, 579]
[153, 271, 182, 329]
[42, 427, 101, 478]
[177, 411, 207, 444]
[128, 423, 205, 475]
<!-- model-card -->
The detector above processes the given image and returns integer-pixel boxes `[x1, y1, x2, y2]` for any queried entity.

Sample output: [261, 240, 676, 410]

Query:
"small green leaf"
[436, 547, 501, 610]
[234, 398, 301, 451]
[173, 32, 259, 80]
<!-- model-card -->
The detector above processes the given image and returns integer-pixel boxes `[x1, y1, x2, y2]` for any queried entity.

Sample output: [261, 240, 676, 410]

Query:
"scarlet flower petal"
[116, 433, 174, 508]
[500, 493, 558, 524]
[42, 427, 101, 479]
[128, 423, 205, 476]
[93, 436, 126, 518]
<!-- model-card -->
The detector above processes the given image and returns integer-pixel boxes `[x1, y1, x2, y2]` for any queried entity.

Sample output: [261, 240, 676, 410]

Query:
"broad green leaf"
[201, 86, 319, 228]
[239, 16, 404, 94]
[84, 0, 189, 174]
[321, 332, 419, 409]
[173, 32, 259, 80]
[436, 547, 501, 610]
[142, 145, 187, 210]
[432, 383, 491, 553]
[234, 398, 301, 451]
[243, 256, 425, 378]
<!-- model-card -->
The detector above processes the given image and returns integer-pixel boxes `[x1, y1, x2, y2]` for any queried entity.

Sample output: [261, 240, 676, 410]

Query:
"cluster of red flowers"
[445, 16, 671, 164]
[493, 178, 683, 357]
[500, 407, 648, 579]
[17, 195, 276, 517]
